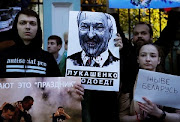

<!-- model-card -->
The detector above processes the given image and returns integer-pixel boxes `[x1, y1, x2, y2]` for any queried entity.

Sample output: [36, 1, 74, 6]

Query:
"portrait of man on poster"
[67, 11, 119, 68]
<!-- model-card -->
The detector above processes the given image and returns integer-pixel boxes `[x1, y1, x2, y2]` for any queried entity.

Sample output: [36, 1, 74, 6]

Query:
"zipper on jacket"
[24, 59, 27, 77]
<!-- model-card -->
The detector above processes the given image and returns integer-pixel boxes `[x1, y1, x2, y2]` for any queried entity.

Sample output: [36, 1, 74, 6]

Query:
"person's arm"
[67, 84, 84, 101]
[121, 115, 142, 122]
[62, 111, 71, 119]
[0, 102, 7, 110]
[74, 84, 84, 100]
[119, 93, 142, 122]
[58, 109, 71, 119]
[138, 97, 180, 122]
[54, 110, 60, 117]
[164, 111, 180, 122]
[114, 33, 123, 50]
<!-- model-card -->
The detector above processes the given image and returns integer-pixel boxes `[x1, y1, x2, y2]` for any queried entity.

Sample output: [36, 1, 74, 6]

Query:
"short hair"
[12, 9, 42, 48]
[48, 35, 62, 45]
[16, 9, 39, 19]
[134, 22, 153, 37]
[77, 12, 113, 39]
[23, 96, 34, 103]
[58, 106, 63, 109]
[3, 104, 15, 112]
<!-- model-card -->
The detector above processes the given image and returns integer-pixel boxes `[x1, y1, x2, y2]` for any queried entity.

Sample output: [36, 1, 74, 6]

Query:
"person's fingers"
[119, 42, 123, 48]
[0, 102, 8, 110]
[139, 102, 153, 110]
[1, 102, 8, 107]
[67, 84, 84, 101]
[142, 97, 154, 106]
[75, 84, 84, 95]
[114, 40, 122, 46]
[114, 33, 123, 49]
[138, 102, 150, 113]
[139, 106, 149, 113]
[77, 94, 84, 101]
[116, 33, 120, 37]
[76, 88, 84, 96]
[114, 36, 122, 41]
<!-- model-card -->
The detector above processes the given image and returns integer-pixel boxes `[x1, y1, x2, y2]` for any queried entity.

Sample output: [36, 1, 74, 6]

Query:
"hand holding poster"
[0, 77, 82, 122]
[134, 69, 180, 109]
[66, 11, 120, 91]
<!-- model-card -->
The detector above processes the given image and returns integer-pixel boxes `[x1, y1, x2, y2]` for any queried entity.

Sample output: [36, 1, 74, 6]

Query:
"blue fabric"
[109, 0, 180, 9]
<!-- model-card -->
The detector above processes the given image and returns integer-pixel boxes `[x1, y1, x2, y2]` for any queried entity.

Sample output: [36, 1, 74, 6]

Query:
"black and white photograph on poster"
[0, 7, 21, 32]
[0, 77, 82, 122]
[66, 11, 120, 91]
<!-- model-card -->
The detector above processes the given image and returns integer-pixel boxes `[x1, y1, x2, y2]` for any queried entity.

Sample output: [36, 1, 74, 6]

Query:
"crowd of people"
[117, 7, 180, 122]
[0, 5, 180, 122]
[0, 96, 34, 122]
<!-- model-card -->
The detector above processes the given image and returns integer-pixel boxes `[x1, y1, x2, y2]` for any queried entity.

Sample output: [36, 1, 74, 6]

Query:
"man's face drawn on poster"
[77, 12, 113, 57]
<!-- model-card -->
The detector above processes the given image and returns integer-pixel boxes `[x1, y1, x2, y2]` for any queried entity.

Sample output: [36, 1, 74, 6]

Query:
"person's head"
[22, 96, 34, 111]
[47, 35, 62, 54]
[77, 12, 113, 57]
[64, 32, 68, 50]
[57, 106, 64, 112]
[12, 9, 42, 48]
[137, 44, 161, 71]
[133, 22, 153, 47]
[1, 104, 15, 120]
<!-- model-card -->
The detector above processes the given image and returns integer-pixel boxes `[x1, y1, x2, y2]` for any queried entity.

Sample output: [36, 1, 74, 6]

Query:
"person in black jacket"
[12, 96, 34, 122]
[0, 9, 84, 119]
[0, 9, 61, 78]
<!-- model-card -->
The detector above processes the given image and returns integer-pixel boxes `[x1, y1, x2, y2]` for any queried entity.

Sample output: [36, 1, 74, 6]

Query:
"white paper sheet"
[134, 69, 180, 109]
[66, 11, 120, 91]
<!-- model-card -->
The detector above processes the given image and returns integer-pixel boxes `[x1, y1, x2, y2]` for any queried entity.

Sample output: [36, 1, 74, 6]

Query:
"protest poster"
[66, 11, 120, 91]
[0, 77, 82, 122]
[134, 69, 180, 109]
[0, 7, 21, 32]
[109, 0, 180, 9]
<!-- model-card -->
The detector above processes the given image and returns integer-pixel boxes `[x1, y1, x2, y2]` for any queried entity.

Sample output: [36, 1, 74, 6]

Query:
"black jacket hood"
[12, 9, 42, 50]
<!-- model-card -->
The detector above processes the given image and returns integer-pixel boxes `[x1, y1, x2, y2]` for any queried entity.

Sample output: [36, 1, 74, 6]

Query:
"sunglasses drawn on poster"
[66, 11, 120, 91]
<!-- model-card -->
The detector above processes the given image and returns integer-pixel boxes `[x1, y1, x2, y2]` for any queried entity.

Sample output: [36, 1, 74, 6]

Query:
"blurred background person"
[59, 32, 68, 76]
[47, 35, 62, 65]
[0, 103, 15, 122]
